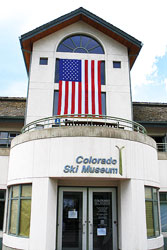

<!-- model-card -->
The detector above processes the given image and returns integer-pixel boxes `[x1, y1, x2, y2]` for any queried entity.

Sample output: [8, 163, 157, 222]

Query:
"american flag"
[57, 59, 102, 116]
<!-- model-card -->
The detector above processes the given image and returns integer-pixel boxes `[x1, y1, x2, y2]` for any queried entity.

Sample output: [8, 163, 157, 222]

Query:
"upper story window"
[57, 35, 104, 54]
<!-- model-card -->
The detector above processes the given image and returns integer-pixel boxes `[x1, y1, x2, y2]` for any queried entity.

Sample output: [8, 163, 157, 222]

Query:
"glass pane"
[146, 201, 154, 237]
[160, 193, 167, 201]
[101, 93, 106, 116]
[53, 91, 59, 116]
[86, 39, 99, 50]
[40, 58, 48, 65]
[154, 202, 160, 236]
[55, 59, 59, 83]
[89, 46, 104, 54]
[57, 44, 72, 52]
[70, 36, 80, 48]
[19, 200, 31, 237]
[21, 185, 32, 197]
[93, 192, 112, 250]
[153, 189, 158, 201]
[0, 132, 8, 138]
[12, 186, 19, 198]
[9, 200, 18, 234]
[160, 203, 167, 232]
[101, 61, 105, 85]
[113, 61, 121, 68]
[74, 48, 87, 53]
[81, 35, 91, 48]
[0, 201, 5, 230]
[0, 190, 5, 199]
[63, 37, 76, 50]
[145, 187, 152, 199]
[62, 192, 82, 250]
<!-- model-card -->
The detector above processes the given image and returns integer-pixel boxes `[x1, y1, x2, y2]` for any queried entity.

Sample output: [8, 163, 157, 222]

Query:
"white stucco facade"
[1, 7, 166, 250]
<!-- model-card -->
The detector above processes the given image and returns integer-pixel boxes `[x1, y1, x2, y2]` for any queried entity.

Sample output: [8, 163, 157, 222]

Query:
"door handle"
[89, 223, 93, 234]
[82, 223, 86, 234]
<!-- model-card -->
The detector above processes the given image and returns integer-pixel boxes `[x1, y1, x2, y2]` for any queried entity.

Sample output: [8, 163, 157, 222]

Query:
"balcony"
[21, 115, 147, 134]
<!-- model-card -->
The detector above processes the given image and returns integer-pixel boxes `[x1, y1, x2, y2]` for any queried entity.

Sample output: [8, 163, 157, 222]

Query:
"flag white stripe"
[88, 60, 92, 114]
[94, 60, 99, 115]
[75, 82, 78, 114]
[81, 60, 85, 115]
[68, 81, 72, 115]
[61, 81, 65, 115]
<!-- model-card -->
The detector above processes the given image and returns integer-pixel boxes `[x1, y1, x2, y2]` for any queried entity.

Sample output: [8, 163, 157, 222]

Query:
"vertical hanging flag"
[57, 59, 102, 116]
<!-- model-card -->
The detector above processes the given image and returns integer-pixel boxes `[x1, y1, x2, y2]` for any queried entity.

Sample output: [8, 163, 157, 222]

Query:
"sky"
[0, 0, 167, 102]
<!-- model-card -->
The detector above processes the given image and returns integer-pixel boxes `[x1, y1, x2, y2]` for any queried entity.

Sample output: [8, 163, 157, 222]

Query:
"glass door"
[57, 187, 87, 250]
[88, 188, 117, 250]
[57, 187, 117, 250]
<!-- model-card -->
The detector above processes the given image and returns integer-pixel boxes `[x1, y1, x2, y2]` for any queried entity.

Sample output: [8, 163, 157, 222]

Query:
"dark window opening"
[39, 57, 48, 65]
[113, 61, 121, 68]
[0, 190, 5, 231]
[0, 132, 20, 148]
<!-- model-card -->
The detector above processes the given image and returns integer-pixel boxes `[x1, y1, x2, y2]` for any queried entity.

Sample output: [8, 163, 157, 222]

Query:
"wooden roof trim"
[20, 7, 142, 73]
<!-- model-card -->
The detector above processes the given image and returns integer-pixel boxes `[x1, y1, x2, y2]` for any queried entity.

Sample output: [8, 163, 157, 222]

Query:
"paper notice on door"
[97, 228, 106, 236]
[68, 210, 78, 219]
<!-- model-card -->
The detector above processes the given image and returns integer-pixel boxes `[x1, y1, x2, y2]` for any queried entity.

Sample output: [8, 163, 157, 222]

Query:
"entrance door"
[57, 187, 117, 250]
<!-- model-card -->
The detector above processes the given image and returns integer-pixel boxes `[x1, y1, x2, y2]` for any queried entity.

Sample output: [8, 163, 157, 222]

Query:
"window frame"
[7, 184, 32, 238]
[145, 186, 160, 238]
[39, 57, 48, 65]
[0, 190, 6, 231]
[113, 61, 121, 69]
[160, 192, 167, 233]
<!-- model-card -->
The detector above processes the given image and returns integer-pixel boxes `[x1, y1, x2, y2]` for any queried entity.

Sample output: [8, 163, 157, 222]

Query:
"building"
[0, 7, 167, 250]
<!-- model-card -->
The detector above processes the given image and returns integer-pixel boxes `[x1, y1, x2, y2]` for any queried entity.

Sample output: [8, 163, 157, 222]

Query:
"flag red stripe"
[57, 80, 62, 115]
[71, 81, 75, 114]
[78, 82, 82, 115]
[91, 60, 95, 115]
[98, 61, 102, 115]
[85, 60, 88, 114]
[64, 81, 69, 114]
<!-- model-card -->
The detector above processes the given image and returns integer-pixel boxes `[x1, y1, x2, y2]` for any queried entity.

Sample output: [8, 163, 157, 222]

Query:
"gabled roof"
[20, 7, 142, 74]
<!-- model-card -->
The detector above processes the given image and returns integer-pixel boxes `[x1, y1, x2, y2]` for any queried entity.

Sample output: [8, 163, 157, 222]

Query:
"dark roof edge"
[0, 97, 26, 102]
[20, 7, 142, 48]
[136, 121, 167, 125]
[0, 116, 24, 120]
[133, 102, 167, 106]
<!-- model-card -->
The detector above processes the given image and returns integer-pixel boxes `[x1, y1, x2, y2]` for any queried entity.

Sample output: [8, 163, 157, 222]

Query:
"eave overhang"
[20, 7, 142, 74]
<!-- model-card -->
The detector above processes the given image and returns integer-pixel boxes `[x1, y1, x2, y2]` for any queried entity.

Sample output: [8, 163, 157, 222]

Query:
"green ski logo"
[116, 146, 125, 176]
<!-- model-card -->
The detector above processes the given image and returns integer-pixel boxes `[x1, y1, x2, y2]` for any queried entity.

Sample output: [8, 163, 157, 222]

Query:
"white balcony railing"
[157, 143, 167, 152]
[21, 114, 147, 135]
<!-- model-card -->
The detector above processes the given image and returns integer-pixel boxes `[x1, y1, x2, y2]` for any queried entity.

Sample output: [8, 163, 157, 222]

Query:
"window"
[53, 91, 106, 116]
[113, 61, 121, 68]
[0, 190, 5, 231]
[0, 132, 20, 148]
[57, 35, 104, 54]
[160, 192, 167, 232]
[145, 187, 160, 238]
[7, 184, 32, 237]
[55, 59, 105, 85]
[101, 92, 106, 116]
[39, 57, 48, 65]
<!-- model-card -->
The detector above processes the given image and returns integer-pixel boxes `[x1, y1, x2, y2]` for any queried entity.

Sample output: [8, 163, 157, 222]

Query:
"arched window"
[57, 35, 104, 54]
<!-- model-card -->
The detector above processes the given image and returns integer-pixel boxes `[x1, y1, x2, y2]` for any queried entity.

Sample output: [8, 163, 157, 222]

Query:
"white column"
[29, 178, 58, 250]
[118, 179, 147, 250]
